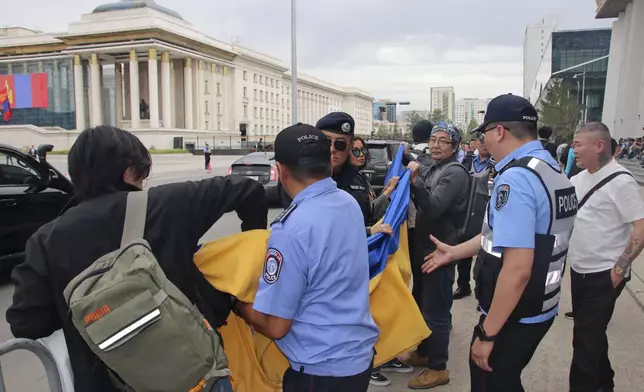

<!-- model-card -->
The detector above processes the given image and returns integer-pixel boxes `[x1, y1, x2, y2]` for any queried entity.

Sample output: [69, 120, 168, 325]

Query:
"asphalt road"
[1, 155, 643, 391]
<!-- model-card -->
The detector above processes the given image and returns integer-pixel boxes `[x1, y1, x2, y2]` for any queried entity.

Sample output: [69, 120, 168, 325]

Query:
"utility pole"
[291, 0, 298, 124]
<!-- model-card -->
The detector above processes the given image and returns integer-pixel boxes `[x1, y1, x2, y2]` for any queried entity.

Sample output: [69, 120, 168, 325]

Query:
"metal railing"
[0, 339, 63, 392]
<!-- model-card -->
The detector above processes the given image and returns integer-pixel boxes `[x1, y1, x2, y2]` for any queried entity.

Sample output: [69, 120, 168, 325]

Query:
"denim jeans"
[211, 377, 233, 392]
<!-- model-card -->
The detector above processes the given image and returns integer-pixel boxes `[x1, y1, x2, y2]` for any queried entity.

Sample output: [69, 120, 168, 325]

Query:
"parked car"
[227, 151, 282, 206]
[0, 144, 75, 274]
[365, 140, 404, 194]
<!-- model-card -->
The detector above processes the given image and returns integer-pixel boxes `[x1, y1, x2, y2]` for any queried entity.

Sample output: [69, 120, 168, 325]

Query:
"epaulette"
[271, 203, 297, 226]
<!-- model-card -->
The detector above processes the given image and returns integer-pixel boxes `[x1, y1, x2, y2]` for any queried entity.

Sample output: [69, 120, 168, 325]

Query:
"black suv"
[0, 144, 75, 274]
[364, 140, 404, 194]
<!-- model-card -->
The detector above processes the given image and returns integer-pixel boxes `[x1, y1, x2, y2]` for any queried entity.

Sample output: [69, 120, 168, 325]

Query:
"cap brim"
[471, 122, 489, 134]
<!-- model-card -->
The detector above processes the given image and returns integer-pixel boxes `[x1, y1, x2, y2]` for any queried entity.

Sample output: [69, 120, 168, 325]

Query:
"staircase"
[617, 159, 644, 185]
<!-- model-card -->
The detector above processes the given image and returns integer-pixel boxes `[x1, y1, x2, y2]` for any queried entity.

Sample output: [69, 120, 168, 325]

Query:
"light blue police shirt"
[472, 155, 492, 173]
[488, 140, 562, 323]
[253, 177, 379, 377]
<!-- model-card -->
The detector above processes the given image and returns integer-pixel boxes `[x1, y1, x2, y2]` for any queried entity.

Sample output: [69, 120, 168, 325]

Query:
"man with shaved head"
[568, 122, 644, 392]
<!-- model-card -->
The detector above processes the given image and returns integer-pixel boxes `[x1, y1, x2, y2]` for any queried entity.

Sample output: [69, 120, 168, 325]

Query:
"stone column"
[222, 66, 229, 132]
[161, 52, 172, 128]
[197, 60, 204, 130]
[89, 54, 102, 127]
[147, 49, 160, 128]
[184, 58, 193, 129]
[210, 63, 216, 129]
[115, 64, 123, 124]
[129, 50, 140, 129]
[73, 55, 86, 131]
[52, 59, 61, 113]
[6, 63, 12, 74]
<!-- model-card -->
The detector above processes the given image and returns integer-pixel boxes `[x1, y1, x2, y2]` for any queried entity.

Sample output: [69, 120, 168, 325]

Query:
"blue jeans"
[416, 264, 455, 370]
[211, 377, 233, 392]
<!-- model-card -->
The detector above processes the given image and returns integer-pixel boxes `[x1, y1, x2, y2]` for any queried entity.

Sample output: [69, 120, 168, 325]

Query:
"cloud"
[2, 0, 613, 110]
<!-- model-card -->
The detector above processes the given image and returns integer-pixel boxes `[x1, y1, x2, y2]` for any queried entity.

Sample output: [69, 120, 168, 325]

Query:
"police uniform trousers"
[469, 314, 554, 392]
[569, 269, 627, 392]
[282, 363, 372, 392]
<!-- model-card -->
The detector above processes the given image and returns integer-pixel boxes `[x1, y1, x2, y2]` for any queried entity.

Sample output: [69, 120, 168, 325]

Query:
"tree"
[376, 123, 389, 138]
[392, 124, 402, 139]
[538, 78, 583, 141]
[467, 117, 479, 133]
[405, 111, 429, 134]
[430, 109, 448, 124]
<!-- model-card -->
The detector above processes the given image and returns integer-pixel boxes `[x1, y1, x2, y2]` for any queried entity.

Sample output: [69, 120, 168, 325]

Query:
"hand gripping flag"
[194, 144, 430, 392]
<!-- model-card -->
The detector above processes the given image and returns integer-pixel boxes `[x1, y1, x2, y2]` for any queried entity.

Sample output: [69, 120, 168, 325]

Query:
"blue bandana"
[430, 122, 461, 145]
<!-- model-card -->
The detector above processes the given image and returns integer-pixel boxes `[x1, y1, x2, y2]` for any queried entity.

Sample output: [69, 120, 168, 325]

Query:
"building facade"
[596, 0, 644, 139]
[0, 0, 373, 150]
[523, 17, 557, 98]
[455, 98, 492, 130]
[430, 87, 455, 121]
[527, 28, 611, 125]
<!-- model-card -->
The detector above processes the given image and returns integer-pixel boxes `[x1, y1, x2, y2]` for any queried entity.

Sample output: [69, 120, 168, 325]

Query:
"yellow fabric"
[194, 225, 430, 392]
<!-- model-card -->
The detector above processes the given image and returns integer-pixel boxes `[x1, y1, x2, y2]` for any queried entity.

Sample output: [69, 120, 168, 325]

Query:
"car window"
[368, 147, 388, 162]
[0, 152, 41, 186]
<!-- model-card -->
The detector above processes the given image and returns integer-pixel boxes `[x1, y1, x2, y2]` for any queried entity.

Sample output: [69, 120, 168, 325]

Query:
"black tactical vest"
[475, 156, 577, 321]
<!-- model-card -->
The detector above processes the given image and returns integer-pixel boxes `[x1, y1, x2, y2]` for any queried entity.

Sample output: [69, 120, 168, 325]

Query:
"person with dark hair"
[423, 95, 576, 391]
[538, 126, 558, 160]
[7, 125, 268, 392]
[404, 122, 470, 389]
[566, 122, 644, 392]
[204, 142, 212, 172]
[234, 124, 378, 392]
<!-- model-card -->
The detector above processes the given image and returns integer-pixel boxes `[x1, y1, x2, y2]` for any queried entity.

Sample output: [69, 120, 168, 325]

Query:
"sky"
[2, 0, 613, 111]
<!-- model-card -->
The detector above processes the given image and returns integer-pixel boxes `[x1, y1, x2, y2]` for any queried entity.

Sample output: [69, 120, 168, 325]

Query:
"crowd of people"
[5, 93, 644, 392]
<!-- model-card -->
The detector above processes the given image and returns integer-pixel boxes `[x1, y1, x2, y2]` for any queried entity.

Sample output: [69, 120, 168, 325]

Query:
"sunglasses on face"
[330, 139, 348, 152]
[351, 148, 367, 158]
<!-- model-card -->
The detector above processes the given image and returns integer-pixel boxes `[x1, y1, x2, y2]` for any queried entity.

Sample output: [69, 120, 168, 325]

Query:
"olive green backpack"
[63, 190, 230, 392]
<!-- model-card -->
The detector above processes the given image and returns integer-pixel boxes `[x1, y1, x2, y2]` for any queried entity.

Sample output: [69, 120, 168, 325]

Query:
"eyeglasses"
[351, 148, 367, 158]
[479, 124, 510, 142]
[428, 139, 452, 148]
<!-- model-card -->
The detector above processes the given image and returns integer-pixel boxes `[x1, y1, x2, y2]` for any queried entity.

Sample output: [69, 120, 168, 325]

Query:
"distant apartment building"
[455, 98, 492, 129]
[523, 16, 557, 98]
[372, 99, 397, 122]
[430, 87, 455, 121]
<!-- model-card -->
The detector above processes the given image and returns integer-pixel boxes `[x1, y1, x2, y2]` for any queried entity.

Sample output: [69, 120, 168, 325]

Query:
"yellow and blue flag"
[194, 145, 429, 392]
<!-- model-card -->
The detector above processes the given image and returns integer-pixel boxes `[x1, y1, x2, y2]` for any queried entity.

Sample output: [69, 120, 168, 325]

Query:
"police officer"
[234, 123, 378, 392]
[421, 94, 577, 391]
[274, 113, 373, 225]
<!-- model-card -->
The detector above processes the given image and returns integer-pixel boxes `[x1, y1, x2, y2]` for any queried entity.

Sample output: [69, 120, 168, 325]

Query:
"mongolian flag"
[0, 86, 12, 122]
[193, 145, 429, 392]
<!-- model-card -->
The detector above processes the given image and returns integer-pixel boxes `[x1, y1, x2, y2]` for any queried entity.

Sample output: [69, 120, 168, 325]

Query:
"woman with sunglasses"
[350, 137, 399, 235]
[350, 137, 409, 387]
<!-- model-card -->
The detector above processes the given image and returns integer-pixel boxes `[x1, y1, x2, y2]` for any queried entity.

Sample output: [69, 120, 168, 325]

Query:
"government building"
[0, 0, 373, 150]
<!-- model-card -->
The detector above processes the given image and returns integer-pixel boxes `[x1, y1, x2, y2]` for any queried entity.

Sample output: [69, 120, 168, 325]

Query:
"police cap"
[272, 123, 331, 168]
[316, 112, 355, 136]
[473, 94, 538, 134]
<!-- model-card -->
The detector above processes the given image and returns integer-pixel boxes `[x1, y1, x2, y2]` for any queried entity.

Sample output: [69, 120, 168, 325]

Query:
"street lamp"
[573, 72, 587, 124]
[291, 0, 298, 124]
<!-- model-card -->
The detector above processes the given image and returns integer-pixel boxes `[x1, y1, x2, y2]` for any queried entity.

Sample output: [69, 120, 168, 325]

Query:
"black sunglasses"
[351, 148, 367, 158]
[331, 139, 348, 152]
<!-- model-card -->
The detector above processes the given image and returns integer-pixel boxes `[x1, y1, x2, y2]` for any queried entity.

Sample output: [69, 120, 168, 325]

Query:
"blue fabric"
[565, 147, 575, 176]
[368, 144, 410, 279]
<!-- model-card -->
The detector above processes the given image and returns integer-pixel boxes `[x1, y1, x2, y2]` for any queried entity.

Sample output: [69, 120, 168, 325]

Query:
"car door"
[0, 148, 71, 262]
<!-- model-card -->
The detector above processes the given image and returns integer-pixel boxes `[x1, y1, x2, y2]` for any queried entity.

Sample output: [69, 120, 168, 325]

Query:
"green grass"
[47, 149, 190, 155]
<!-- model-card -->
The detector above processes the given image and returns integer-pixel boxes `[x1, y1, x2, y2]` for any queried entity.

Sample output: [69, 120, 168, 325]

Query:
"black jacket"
[411, 154, 470, 262]
[6, 176, 268, 392]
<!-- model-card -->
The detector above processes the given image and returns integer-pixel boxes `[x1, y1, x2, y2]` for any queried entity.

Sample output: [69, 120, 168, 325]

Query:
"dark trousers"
[205, 153, 211, 170]
[470, 314, 554, 392]
[282, 364, 372, 392]
[416, 264, 455, 370]
[456, 257, 473, 290]
[569, 269, 626, 392]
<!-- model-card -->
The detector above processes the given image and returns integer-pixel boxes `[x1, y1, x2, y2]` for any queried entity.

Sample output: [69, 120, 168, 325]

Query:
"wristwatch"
[474, 323, 497, 342]
[614, 265, 626, 278]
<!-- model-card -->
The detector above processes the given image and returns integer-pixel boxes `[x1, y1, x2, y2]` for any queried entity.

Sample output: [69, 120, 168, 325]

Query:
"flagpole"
[291, 0, 298, 125]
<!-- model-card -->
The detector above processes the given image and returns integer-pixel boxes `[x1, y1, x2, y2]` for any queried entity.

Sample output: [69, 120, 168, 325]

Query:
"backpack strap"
[121, 189, 149, 247]
[578, 171, 632, 209]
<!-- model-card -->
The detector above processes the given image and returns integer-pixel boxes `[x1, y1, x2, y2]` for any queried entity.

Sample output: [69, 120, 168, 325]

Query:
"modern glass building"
[528, 28, 612, 123]
[551, 29, 611, 122]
